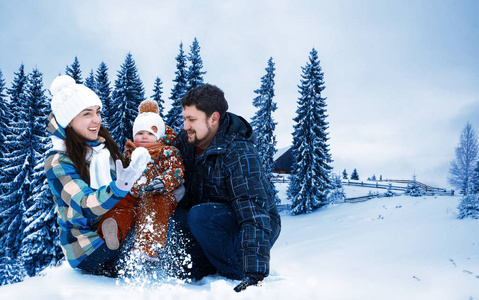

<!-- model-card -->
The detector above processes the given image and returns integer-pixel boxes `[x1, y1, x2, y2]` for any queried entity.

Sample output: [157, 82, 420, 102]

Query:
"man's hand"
[172, 180, 185, 202]
[233, 274, 263, 292]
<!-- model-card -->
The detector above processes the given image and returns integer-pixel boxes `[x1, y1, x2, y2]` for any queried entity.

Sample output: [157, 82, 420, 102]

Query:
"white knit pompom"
[50, 75, 76, 96]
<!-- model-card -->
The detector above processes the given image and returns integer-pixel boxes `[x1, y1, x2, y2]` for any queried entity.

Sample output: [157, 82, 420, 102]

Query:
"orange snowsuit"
[98, 126, 184, 256]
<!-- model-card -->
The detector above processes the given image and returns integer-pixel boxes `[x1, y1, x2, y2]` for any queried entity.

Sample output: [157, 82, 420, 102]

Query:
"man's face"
[182, 105, 219, 149]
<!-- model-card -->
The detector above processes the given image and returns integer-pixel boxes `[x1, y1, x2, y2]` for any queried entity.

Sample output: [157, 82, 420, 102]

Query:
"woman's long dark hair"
[65, 125, 125, 185]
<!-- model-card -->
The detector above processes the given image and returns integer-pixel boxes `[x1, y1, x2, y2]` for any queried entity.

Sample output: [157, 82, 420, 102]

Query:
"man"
[175, 84, 281, 292]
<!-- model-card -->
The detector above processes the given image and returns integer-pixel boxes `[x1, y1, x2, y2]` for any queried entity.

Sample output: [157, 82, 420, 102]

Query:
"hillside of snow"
[1, 184, 478, 299]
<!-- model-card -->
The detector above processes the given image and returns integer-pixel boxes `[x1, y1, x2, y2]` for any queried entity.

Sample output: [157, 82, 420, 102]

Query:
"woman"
[44, 75, 150, 277]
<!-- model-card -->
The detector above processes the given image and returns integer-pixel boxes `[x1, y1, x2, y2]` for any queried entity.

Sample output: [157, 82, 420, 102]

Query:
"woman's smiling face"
[69, 105, 102, 141]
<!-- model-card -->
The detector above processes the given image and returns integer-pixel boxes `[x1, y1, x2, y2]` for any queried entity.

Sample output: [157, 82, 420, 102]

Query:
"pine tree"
[327, 174, 346, 203]
[449, 123, 479, 195]
[65, 56, 83, 84]
[96, 62, 113, 130]
[84, 69, 96, 92]
[110, 53, 146, 150]
[165, 43, 188, 133]
[457, 193, 479, 219]
[187, 38, 206, 90]
[351, 168, 359, 180]
[342, 169, 348, 180]
[473, 162, 479, 194]
[0, 70, 12, 187]
[406, 174, 424, 197]
[0, 64, 31, 264]
[0, 256, 27, 285]
[14, 68, 62, 278]
[151, 77, 165, 119]
[288, 48, 332, 215]
[251, 57, 279, 203]
[385, 183, 395, 197]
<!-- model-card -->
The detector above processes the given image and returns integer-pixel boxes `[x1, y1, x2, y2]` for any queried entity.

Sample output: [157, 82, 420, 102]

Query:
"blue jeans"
[187, 203, 244, 280]
[169, 207, 217, 280]
[77, 228, 134, 277]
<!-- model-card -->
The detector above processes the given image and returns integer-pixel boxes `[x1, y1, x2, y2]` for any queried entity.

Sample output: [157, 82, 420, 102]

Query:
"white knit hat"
[50, 75, 102, 128]
[132, 100, 165, 140]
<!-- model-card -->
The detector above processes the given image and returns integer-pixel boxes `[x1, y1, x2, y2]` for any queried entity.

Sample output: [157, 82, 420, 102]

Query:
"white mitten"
[115, 147, 150, 192]
[130, 147, 150, 167]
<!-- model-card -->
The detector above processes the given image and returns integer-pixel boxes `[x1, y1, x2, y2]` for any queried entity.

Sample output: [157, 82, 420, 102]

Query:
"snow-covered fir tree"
[0, 256, 27, 286]
[16, 68, 62, 277]
[0, 64, 32, 267]
[187, 38, 206, 90]
[342, 169, 348, 180]
[0, 69, 12, 187]
[165, 43, 188, 133]
[151, 77, 165, 119]
[287, 48, 333, 214]
[328, 174, 346, 203]
[473, 162, 479, 194]
[406, 174, 424, 197]
[457, 192, 479, 219]
[351, 168, 359, 180]
[385, 183, 395, 197]
[110, 53, 146, 150]
[95, 62, 113, 130]
[251, 57, 280, 203]
[449, 123, 479, 195]
[65, 56, 83, 84]
[84, 69, 96, 92]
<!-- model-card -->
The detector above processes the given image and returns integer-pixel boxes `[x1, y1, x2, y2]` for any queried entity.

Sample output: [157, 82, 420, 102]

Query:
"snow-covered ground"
[1, 185, 478, 299]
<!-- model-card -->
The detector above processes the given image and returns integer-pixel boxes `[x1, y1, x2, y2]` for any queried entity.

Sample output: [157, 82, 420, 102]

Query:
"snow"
[1, 185, 478, 299]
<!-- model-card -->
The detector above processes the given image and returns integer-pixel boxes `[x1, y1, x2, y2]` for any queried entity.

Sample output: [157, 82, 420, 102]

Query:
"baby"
[124, 100, 185, 261]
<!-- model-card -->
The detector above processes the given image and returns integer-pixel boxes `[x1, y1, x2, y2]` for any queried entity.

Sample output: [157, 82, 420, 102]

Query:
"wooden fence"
[272, 177, 454, 209]
[342, 180, 454, 198]
[383, 179, 447, 192]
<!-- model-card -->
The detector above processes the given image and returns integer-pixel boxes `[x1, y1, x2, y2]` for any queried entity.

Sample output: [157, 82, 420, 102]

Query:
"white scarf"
[51, 136, 114, 189]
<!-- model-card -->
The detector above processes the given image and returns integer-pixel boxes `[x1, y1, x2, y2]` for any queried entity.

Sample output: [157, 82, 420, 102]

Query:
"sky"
[1, 0, 478, 188]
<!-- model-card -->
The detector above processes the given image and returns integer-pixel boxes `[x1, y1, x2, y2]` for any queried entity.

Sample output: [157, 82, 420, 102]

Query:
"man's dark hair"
[181, 84, 229, 121]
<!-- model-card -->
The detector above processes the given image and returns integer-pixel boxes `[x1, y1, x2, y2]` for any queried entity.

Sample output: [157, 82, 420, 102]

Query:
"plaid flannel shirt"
[44, 114, 127, 268]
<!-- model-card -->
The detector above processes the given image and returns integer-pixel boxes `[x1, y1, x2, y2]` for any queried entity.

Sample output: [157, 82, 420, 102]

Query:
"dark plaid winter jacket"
[177, 112, 281, 278]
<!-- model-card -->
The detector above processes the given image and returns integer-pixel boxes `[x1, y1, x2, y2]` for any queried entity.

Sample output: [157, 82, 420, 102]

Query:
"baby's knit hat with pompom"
[50, 75, 102, 128]
[132, 100, 165, 140]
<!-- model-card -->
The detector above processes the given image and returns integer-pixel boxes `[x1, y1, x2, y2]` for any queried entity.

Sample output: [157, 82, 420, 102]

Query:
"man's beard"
[187, 130, 200, 146]
[187, 123, 214, 148]
[188, 130, 207, 147]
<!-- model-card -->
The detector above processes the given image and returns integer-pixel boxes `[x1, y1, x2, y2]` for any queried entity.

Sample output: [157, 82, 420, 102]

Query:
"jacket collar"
[197, 112, 254, 158]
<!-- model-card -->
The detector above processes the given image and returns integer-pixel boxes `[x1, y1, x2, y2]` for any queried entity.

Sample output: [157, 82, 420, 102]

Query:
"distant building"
[273, 147, 293, 174]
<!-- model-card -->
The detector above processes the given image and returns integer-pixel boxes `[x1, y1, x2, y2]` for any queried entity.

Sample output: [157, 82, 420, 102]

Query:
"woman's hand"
[115, 147, 150, 192]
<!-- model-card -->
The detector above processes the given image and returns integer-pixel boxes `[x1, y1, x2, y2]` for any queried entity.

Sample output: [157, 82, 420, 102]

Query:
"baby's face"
[134, 130, 157, 145]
